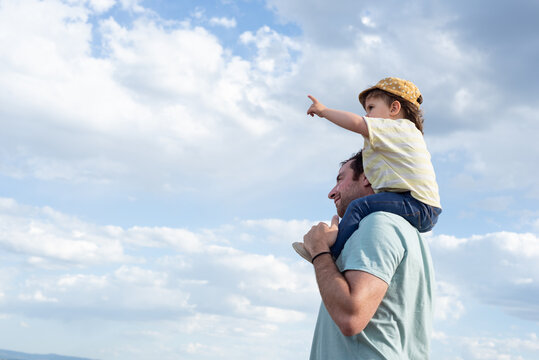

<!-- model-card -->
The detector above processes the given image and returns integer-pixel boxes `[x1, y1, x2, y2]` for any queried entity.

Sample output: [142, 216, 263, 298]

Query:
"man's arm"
[313, 255, 388, 336]
[307, 95, 369, 137]
[304, 216, 388, 336]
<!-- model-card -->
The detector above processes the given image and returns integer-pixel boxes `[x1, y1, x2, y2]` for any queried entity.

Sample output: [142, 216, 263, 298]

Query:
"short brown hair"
[341, 151, 364, 181]
[365, 89, 424, 133]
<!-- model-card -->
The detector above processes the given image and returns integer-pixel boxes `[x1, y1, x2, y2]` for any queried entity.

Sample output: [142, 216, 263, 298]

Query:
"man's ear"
[361, 173, 371, 186]
[390, 100, 401, 116]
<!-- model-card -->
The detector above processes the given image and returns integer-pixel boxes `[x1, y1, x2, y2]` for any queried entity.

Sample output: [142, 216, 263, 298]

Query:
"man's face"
[328, 161, 369, 218]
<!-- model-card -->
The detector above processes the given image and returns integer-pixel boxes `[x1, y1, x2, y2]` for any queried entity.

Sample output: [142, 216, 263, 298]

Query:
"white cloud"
[0, 199, 130, 265]
[0, 0, 321, 194]
[433, 332, 539, 360]
[118, 0, 144, 13]
[460, 334, 539, 360]
[57, 274, 108, 289]
[240, 25, 300, 73]
[123, 226, 205, 253]
[5, 0, 532, 206]
[430, 231, 539, 320]
[19, 290, 59, 303]
[241, 218, 315, 244]
[88, 0, 116, 13]
[427, 233, 470, 249]
[360, 16, 375, 28]
[1, 0, 536, 202]
[209, 16, 237, 28]
[435, 281, 465, 320]
[4, 196, 537, 353]
[495, 232, 539, 258]
[0, 198, 316, 324]
[1, 1, 538, 359]
[227, 295, 305, 323]
[114, 265, 168, 287]
[2, 197, 539, 359]
[0, 198, 318, 358]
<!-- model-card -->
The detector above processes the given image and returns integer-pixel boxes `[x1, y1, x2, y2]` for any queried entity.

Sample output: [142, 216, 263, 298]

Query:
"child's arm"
[307, 95, 369, 137]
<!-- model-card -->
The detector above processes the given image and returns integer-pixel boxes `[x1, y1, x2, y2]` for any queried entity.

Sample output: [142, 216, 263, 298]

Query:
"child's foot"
[292, 242, 312, 263]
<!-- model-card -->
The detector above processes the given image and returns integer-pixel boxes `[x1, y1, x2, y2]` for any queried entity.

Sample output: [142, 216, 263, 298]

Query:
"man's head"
[328, 151, 374, 217]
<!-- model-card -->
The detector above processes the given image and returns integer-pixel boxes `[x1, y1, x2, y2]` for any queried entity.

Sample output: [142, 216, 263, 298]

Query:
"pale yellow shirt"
[363, 117, 441, 208]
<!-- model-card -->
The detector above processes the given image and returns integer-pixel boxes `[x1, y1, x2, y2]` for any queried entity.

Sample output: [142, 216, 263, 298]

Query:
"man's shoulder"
[352, 212, 421, 247]
[338, 212, 412, 282]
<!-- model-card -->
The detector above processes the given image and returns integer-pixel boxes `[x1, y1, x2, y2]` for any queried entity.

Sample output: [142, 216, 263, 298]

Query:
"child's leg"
[416, 202, 442, 232]
[331, 192, 442, 259]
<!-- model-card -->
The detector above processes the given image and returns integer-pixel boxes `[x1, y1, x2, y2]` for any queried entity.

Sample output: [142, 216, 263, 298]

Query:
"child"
[294, 77, 442, 262]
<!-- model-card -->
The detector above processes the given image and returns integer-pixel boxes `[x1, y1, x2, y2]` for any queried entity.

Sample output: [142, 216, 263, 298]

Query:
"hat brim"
[358, 86, 378, 109]
[358, 85, 421, 110]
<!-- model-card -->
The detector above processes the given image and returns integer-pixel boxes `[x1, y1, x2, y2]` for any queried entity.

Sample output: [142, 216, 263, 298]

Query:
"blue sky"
[1, 0, 538, 359]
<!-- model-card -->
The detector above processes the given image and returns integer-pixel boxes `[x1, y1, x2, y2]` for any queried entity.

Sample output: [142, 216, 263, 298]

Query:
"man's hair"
[341, 151, 364, 181]
[365, 89, 425, 133]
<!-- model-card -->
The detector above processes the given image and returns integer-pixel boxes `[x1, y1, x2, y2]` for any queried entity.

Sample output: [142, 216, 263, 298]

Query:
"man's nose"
[328, 187, 337, 199]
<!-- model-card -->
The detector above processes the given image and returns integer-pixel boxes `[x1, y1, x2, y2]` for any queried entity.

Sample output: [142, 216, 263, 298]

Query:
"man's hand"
[303, 215, 339, 257]
[307, 95, 327, 118]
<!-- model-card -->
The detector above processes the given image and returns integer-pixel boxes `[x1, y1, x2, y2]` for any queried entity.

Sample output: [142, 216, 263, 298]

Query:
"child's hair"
[366, 89, 425, 134]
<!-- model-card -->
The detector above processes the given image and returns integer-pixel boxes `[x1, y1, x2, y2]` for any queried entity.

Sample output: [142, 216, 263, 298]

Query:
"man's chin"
[335, 202, 346, 218]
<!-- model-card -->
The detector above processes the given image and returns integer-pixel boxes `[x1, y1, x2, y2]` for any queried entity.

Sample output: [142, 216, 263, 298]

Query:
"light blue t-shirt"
[309, 212, 435, 360]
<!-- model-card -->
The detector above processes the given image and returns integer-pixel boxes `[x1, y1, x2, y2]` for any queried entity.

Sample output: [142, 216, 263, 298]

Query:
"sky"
[0, 0, 538, 359]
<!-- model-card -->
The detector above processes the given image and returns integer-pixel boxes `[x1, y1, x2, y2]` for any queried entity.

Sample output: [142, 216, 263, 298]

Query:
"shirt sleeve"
[336, 212, 406, 285]
[364, 117, 419, 151]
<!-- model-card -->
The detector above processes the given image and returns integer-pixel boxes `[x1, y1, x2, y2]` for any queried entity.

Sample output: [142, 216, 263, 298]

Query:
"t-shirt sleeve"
[363, 117, 396, 150]
[336, 212, 406, 285]
[364, 116, 422, 152]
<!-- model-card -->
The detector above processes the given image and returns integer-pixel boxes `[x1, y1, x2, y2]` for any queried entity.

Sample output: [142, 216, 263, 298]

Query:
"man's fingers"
[331, 215, 340, 228]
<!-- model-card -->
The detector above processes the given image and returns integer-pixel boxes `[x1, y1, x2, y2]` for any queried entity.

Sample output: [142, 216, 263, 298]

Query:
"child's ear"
[390, 100, 402, 116]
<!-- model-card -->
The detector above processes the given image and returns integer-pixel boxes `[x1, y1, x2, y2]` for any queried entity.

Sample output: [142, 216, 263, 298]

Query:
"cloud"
[0, 0, 331, 199]
[442, 0, 539, 104]
[0, 197, 318, 358]
[209, 16, 237, 28]
[429, 230, 539, 321]
[118, 0, 144, 13]
[0, 198, 130, 265]
[240, 218, 315, 244]
[88, 0, 116, 13]
[3, 0, 535, 210]
[226, 295, 305, 323]
[433, 333, 539, 360]
[1, 196, 538, 359]
[240, 25, 300, 73]
[0, 198, 317, 323]
[1, 1, 538, 358]
[19, 290, 59, 304]
[434, 281, 465, 321]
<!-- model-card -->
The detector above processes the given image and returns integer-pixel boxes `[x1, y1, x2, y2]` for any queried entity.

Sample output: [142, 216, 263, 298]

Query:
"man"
[303, 151, 435, 359]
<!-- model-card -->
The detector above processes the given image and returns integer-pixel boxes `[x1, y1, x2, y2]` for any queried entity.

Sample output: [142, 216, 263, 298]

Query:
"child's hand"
[307, 95, 327, 118]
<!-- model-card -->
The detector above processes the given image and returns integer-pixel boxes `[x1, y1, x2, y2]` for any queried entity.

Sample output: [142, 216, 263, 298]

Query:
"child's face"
[364, 95, 392, 119]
